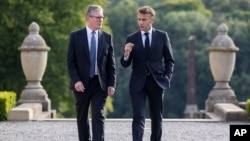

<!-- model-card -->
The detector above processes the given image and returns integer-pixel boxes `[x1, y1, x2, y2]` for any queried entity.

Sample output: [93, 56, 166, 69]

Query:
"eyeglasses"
[89, 15, 105, 20]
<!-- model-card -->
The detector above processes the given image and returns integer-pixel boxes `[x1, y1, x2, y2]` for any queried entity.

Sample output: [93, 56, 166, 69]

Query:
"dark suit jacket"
[67, 28, 116, 92]
[120, 28, 174, 93]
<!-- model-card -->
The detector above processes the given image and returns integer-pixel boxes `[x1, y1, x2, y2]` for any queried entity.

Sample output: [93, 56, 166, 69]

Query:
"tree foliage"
[0, 0, 112, 118]
[107, 0, 250, 118]
[1, 0, 250, 118]
[157, 11, 216, 116]
[106, 0, 138, 118]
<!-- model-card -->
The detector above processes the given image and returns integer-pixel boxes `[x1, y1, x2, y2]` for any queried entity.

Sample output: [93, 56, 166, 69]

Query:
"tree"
[0, 0, 112, 118]
[155, 0, 212, 19]
[203, 0, 250, 106]
[107, 0, 216, 118]
[156, 11, 216, 117]
[106, 0, 138, 118]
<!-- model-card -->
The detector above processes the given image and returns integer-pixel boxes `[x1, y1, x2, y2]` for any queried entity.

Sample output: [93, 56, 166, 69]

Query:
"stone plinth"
[214, 103, 247, 121]
[8, 103, 42, 121]
[206, 89, 238, 112]
[8, 103, 55, 121]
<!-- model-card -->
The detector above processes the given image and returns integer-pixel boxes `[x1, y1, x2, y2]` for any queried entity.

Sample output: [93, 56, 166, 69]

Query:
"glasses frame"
[89, 15, 105, 20]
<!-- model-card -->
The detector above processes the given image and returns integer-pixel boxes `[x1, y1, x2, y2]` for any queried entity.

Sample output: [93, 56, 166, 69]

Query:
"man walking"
[120, 6, 174, 141]
[67, 4, 116, 141]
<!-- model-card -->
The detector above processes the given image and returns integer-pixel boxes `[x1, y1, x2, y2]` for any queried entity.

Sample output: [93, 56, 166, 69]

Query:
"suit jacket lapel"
[149, 28, 157, 55]
[135, 31, 145, 53]
[97, 30, 105, 61]
[81, 28, 90, 62]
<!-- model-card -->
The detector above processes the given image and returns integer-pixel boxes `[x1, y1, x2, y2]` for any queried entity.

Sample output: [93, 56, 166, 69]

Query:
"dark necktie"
[144, 32, 150, 54]
[90, 31, 96, 78]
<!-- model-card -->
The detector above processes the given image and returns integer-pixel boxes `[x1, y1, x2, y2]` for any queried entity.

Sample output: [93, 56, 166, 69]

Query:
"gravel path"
[0, 119, 249, 141]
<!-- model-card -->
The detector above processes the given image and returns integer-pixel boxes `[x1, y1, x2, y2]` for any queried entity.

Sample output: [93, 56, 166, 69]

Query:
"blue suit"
[67, 27, 116, 141]
[120, 28, 174, 141]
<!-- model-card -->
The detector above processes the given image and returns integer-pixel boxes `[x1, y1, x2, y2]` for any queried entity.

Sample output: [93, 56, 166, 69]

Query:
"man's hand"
[124, 43, 134, 57]
[107, 86, 115, 96]
[74, 81, 85, 93]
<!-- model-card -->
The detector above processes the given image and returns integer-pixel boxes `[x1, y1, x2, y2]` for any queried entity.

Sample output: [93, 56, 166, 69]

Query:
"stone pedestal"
[17, 22, 52, 113]
[205, 23, 239, 112]
[206, 89, 238, 112]
[18, 88, 51, 111]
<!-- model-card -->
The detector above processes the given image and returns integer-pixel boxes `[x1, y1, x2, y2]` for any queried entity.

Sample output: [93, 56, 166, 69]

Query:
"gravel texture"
[0, 119, 249, 141]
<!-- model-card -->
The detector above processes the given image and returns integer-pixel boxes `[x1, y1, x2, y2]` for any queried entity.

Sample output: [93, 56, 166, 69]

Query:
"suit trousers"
[130, 74, 164, 141]
[74, 75, 107, 141]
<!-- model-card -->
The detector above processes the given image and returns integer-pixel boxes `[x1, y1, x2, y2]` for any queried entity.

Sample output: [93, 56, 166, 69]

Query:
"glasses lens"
[90, 15, 104, 20]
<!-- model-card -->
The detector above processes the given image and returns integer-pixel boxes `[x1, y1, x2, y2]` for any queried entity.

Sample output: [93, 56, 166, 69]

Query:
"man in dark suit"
[120, 6, 174, 141]
[67, 5, 116, 141]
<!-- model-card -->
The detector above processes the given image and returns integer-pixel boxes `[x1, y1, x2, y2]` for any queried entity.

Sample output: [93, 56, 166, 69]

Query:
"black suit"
[67, 27, 116, 141]
[120, 28, 174, 141]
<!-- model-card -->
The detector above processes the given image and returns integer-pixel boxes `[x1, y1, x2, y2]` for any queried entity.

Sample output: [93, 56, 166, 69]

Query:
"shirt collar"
[86, 26, 97, 35]
[141, 27, 153, 36]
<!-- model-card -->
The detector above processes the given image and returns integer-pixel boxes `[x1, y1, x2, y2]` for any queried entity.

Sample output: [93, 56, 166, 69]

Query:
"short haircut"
[137, 6, 155, 17]
[86, 5, 103, 16]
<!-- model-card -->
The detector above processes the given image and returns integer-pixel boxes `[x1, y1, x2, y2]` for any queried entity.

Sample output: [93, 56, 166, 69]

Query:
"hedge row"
[246, 99, 250, 121]
[0, 91, 16, 121]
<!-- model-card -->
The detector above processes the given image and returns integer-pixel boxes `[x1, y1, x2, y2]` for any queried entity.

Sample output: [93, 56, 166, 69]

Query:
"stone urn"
[205, 23, 239, 112]
[17, 22, 51, 111]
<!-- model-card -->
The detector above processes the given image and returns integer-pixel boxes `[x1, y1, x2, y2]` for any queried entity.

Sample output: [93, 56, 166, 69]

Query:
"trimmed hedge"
[246, 99, 250, 121]
[0, 91, 16, 121]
